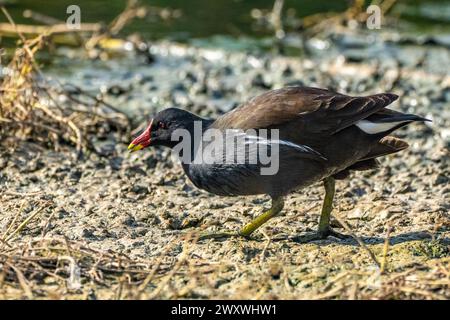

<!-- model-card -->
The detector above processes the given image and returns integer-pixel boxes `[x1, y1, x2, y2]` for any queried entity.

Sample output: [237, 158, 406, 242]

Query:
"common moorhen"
[128, 86, 428, 240]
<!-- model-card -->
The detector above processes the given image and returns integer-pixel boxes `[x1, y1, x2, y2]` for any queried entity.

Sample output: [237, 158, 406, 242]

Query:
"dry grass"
[0, 236, 448, 299]
[0, 0, 184, 156]
[0, 7, 131, 158]
[0, 189, 448, 300]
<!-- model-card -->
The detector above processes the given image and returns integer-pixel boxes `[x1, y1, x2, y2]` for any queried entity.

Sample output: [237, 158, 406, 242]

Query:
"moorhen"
[128, 86, 428, 240]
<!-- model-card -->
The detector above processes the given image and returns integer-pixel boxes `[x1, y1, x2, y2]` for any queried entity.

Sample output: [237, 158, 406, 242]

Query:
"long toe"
[291, 228, 352, 243]
[290, 233, 323, 243]
[197, 230, 239, 241]
[323, 228, 353, 240]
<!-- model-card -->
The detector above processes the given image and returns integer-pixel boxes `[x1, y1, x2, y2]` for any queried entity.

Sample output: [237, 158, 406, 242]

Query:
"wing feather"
[212, 86, 398, 136]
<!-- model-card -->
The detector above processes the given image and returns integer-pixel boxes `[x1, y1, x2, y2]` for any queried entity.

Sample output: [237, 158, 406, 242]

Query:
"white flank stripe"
[243, 135, 323, 157]
[355, 120, 410, 134]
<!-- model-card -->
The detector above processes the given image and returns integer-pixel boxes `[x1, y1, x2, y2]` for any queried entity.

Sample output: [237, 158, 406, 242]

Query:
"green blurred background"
[1, 0, 449, 41]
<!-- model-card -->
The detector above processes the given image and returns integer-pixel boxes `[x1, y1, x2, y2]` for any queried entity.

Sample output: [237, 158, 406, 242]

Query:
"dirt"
[0, 37, 449, 299]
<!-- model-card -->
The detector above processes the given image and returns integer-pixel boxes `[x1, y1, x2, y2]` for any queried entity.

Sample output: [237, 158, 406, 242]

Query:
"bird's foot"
[292, 227, 352, 243]
[318, 227, 352, 240]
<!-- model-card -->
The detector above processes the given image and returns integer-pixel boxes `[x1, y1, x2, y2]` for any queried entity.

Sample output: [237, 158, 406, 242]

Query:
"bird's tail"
[361, 136, 410, 160]
[355, 108, 430, 136]
[333, 135, 411, 180]
[334, 109, 429, 180]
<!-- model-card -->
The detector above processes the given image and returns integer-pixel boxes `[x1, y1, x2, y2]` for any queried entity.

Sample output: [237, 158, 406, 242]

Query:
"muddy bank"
[0, 30, 449, 298]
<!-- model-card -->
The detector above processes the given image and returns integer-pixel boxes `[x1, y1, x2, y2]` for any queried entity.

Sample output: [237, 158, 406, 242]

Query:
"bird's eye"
[159, 122, 165, 129]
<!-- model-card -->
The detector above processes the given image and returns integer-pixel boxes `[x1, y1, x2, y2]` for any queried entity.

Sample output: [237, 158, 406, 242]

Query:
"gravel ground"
[0, 29, 449, 299]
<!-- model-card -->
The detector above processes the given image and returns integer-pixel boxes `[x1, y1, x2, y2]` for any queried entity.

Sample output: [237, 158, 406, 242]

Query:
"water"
[2, 0, 449, 118]
[2, 0, 450, 43]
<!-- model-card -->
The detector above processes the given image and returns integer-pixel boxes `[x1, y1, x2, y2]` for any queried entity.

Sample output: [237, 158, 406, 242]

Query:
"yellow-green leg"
[294, 176, 350, 242]
[317, 176, 335, 236]
[198, 197, 284, 240]
[239, 197, 284, 237]
[316, 176, 350, 239]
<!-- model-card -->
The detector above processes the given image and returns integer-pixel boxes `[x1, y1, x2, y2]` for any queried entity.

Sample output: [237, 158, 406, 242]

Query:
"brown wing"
[212, 86, 398, 135]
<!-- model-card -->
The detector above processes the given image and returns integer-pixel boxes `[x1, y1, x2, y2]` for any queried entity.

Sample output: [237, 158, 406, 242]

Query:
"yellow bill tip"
[128, 143, 143, 153]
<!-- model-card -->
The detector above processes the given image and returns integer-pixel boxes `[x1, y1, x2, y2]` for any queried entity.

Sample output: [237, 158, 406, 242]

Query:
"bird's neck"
[171, 116, 213, 161]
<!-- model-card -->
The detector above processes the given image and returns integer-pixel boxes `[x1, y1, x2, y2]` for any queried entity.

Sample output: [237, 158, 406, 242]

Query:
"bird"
[128, 86, 428, 241]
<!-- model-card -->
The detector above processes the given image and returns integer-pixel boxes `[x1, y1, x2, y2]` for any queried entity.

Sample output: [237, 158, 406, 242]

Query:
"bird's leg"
[316, 176, 350, 239]
[292, 177, 350, 243]
[317, 176, 335, 236]
[238, 197, 284, 237]
[198, 197, 284, 240]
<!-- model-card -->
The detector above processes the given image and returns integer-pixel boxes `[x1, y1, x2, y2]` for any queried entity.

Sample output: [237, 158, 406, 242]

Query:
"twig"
[40, 210, 57, 238]
[5, 261, 33, 299]
[270, 0, 285, 39]
[4, 203, 49, 242]
[147, 237, 192, 299]
[0, 237, 12, 248]
[3, 191, 44, 197]
[259, 230, 271, 265]
[34, 102, 83, 157]
[380, 224, 392, 274]
[85, 0, 146, 50]
[0, 22, 102, 36]
[23, 10, 61, 25]
[334, 214, 381, 268]
[1, 200, 26, 242]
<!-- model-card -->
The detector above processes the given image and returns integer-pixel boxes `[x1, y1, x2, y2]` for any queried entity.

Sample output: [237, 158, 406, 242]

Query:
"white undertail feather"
[355, 120, 411, 134]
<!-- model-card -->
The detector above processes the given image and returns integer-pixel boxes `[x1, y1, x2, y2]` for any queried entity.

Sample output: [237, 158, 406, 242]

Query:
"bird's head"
[128, 108, 202, 152]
